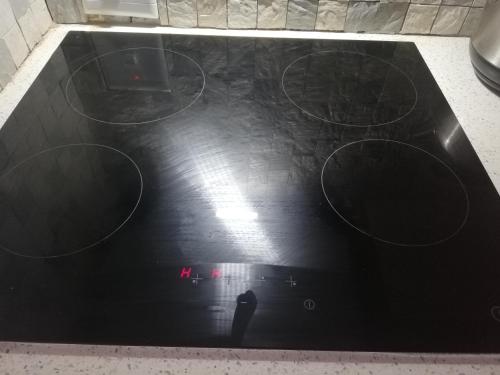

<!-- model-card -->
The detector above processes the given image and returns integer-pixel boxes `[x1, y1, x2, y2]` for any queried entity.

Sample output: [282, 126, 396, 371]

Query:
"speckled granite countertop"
[0, 24, 499, 374]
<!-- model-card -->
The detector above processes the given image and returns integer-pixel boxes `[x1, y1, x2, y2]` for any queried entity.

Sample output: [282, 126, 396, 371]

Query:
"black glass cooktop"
[0, 31, 500, 353]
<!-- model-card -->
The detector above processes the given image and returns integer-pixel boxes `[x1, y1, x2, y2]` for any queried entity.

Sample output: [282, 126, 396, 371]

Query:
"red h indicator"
[180, 267, 192, 279]
[211, 268, 222, 279]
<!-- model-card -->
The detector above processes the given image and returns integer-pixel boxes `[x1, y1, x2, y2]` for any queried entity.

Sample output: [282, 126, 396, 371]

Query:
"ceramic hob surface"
[0, 31, 499, 352]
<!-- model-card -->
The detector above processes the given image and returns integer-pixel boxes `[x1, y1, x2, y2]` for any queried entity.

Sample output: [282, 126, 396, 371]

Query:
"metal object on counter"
[470, 0, 500, 92]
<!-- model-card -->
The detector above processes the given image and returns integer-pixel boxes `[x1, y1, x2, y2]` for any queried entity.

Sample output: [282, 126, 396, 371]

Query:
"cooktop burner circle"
[282, 51, 418, 127]
[321, 139, 469, 246]
[0, 144, 143, 258]
[65, 47, 205, 125]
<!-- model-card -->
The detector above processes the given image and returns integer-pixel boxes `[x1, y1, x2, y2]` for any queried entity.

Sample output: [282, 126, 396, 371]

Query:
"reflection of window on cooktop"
[0, 31, 499, 353]
[65, 35, 205, 124]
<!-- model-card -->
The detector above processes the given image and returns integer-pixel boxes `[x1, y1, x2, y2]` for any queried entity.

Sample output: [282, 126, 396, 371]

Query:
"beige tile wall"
[45, 0, 487, 38]
[0, 0, 489, 91]
[0, 0, 52, 91]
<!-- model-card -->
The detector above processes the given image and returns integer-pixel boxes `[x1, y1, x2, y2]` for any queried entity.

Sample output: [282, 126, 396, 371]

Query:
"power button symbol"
[304, 299, 316, 311]
[491, 306, 500, 322]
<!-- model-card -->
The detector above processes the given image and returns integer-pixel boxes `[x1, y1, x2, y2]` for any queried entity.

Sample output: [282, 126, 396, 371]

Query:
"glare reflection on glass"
[176, 127, 279, 264]
[443, 122, 461, 149]
[196, 158, 278, 263]
[216, 208, 258, 221]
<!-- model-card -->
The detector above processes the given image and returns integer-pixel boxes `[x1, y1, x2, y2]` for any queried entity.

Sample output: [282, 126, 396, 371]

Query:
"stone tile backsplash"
[345, 2, 409, 33]
[258, 0, 288, 28]
[0, 0, 488, 91]
[459, 6, 483, 35]
[286, 0, 319, 30]
[0, 0, 52, 91]
[198, 0, 227, 28]
[401, 4, 439, 34]
[46, 0, 87, 23]
[431, 5, 470, 35]
[315, 0, 349, 31]
[49, 0, 484, 39]
[228, 0, 258, 28]
[166, 0, 197, 27]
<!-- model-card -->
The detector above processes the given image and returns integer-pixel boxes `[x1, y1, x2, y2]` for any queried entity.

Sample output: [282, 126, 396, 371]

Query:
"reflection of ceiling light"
[443, 123, 460, 149]
[177, 127, 277, 262]
[216, 208, 258, 221]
